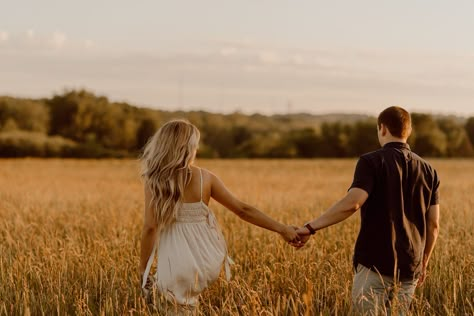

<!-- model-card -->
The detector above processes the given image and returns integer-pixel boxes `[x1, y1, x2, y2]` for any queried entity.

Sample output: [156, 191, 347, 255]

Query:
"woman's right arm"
[208, 170, 299, 243]
[139, 185, 158, 275]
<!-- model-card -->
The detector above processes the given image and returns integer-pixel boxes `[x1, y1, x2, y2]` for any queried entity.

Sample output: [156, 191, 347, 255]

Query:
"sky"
[1, 0, 474, 116]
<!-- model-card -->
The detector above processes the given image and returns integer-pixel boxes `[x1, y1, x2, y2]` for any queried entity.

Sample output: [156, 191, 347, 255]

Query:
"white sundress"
[141, 169, 232, 307]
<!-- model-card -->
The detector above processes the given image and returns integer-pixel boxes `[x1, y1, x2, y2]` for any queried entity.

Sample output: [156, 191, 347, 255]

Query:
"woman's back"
[181, 166, 210, 204]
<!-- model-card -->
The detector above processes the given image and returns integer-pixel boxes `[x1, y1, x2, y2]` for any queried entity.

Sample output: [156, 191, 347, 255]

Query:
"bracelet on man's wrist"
[304, 222, 317, 235]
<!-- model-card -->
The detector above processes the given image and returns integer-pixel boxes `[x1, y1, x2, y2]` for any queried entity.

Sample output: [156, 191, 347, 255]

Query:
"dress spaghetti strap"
[199, 168, 203, 202]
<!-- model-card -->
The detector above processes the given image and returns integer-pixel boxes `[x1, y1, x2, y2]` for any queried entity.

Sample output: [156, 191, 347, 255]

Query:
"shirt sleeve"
[349, 156, 375, 195]
[430, 170, 440, 205]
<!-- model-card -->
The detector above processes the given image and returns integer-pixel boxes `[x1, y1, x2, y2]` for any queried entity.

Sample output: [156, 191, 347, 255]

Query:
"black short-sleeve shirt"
[350, 142, 440, 279]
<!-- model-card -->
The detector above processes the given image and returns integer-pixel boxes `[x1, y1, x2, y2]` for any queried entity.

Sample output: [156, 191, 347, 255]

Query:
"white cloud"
[291, 54, 304, 65]
[26, 29, 35, 39]
[51, 31, 67, 49]
[258, 51, 282, 64]
[220, 46, 237, 56]
[212, 38, 256, 49]
[0, 31, 9, 42]
[0, 29, 97, 53]
[84, 39, 95, 49]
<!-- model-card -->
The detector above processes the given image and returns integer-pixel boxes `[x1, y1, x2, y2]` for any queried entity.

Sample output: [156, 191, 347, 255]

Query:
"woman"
[139, 119, 300, 313]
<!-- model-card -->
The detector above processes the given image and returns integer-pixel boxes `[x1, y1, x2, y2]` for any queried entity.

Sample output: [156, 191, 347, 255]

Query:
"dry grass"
[0, 159, 473, 315]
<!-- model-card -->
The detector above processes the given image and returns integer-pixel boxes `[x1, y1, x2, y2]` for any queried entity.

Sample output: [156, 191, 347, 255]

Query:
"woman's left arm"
[139, 185, 158, 275]
[208, 170, 299, 243]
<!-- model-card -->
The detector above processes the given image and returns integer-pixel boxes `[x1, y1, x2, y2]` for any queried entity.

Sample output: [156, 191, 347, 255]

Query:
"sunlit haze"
[1, 0, 473, 116]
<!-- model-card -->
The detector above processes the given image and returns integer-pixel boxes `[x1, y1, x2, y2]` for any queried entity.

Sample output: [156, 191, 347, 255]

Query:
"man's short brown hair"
[377, 106, 411, 138]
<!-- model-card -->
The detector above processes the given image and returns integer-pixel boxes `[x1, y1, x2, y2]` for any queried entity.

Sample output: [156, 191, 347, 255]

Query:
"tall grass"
[0, 159, 472, 315]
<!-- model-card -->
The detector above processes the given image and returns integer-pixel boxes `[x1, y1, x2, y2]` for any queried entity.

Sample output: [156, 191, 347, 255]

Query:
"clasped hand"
[280, 225, 313, 248]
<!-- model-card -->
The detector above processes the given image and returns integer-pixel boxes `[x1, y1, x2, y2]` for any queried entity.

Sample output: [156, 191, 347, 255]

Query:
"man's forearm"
[308, 196, 358, 231]
[298, 188, 367, 237]
[423, 225, 439, 268]
[423, 204, 440, 269]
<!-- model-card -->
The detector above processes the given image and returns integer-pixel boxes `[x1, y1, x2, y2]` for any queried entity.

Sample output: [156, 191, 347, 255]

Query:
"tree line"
[1, 90, 473, 158]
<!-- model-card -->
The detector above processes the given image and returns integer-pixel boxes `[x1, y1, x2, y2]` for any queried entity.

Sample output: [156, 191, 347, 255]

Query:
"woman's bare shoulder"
[194, 166, 217, 179]
[195, 167, 222, 191]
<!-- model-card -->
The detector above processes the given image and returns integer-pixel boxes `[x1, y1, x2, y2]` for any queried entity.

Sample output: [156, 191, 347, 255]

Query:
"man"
[296, 106, 440, 315]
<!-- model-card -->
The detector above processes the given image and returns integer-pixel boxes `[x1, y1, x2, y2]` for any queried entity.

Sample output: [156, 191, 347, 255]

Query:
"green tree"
[47, 90, 134, 150]
[136, 118, 157, 150]
[318, 122, 351, 157]
[47, 91, 81, 138]
[290, 128, 320, 158]
[411, 113, 447, 157]
[1, 118, 19, 132]
[465, 117, 474, 148]
[348, 119, 379, 156]
[0, 97, 49, 133]
[438, 118, 474, 157]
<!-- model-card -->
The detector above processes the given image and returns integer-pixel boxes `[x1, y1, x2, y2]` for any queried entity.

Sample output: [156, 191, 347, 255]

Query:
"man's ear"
[380, 123, 388, 137]
[406, 125, 413, 138]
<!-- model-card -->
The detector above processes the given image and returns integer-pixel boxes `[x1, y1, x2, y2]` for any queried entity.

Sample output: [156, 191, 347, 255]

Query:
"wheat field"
[0, 159, 473, 315]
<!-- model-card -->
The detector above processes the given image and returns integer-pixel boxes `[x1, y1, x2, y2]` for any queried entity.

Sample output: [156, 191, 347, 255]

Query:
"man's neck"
[381, 137, 407, 147]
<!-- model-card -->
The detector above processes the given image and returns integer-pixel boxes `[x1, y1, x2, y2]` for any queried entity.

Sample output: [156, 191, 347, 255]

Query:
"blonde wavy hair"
[140, 119, 200, 229]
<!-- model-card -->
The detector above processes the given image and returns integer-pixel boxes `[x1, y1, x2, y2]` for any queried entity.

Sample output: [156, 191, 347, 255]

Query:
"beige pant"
[352, 264, 418, 316]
